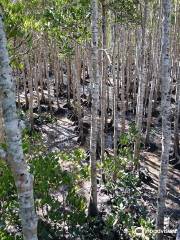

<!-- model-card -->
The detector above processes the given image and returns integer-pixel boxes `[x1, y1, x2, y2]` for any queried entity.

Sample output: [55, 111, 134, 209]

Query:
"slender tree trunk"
[125, 31, 131, 112]
[26, 59, 34, 129]
[0, 16, 38, 240]
[134, 0, 148, 162]
[145, 33, 157, 144]
[174, 65, 180, 161]
[67, 58, 72, 104]
[88, 0, 100, 217]
[156, 0, 171, 239]
[154, 1, 163, 109]
[120, 26, 126, 133]
[54, 50, 60, 108]
[34, 53, 41, 114]
[145, 4, 161, 144]
[23, 69, 29, 110]
[113, 23, 118, 178]
[74, 46, 83, 143]
[44, 47, 52, 113]
[173, 2, 180, 162]
[16, 72, 21, 109]
[100, 0, 107, 171]
[38, 50, 45, 103]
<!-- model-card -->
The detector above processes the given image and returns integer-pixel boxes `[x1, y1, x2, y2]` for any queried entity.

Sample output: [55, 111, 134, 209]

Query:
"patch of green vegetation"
[0, 128, 154, 239]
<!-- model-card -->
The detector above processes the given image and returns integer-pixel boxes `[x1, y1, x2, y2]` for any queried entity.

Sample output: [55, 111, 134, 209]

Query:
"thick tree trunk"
[88, 0, 100, 217]
[0, 100, 4, 143]
[0, 16, 38, 240]
[156, 0, 171, 239]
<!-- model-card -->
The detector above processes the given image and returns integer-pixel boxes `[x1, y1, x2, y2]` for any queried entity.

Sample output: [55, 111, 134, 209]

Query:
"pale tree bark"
[34, 52, 41, 114]
[133, 35, 137, 115]
[119, 26, 126, 133]
[88, 0, 100, 217]
[0, 99, 4, 143]
[16, 72, 21, 109]
[173, 2, 180, 163]
[38, 48, 45, 103]
[144, 32, 152, 115]
[73, 46, 83, 143]
[145, 4, 161, 144]
[125, 30, 132, 112]
[100, 0, 107, 170]
[0, 16, 38, 240]
[112, 23, 118, 177]
[82, 50, 86, 95]
[44, 45, 52, 113]
[53, 48, 60, 108]
[173, 62, 180, 162]
[66, 58, 72, 104]
[176, 223, 180, 240]
[23, 66, 29, 110]
[134, 0, 148, 162]
[156, 0, 171, 239]
[154, 1, 163, 108]
[26, 59, 34, 129]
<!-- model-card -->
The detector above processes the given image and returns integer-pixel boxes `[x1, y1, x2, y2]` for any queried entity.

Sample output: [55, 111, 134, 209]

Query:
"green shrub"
[0, 128, 154, 239]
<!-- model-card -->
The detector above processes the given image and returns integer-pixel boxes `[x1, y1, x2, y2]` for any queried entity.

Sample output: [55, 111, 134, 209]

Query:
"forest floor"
[33, 108, 180, 238]
[18, 75, 180, 239]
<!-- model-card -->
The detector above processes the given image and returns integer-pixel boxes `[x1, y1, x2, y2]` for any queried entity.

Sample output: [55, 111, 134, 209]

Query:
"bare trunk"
[173, 2, 180, 162]
[156, 0, 171, 239]
[34, 53, 41, 114]
[67, 58, 72, 104]
[174, 64, 180, 161]
[120, 26, 126, 133]
[74, 47, 83, 143]
[134, 1, 148, 162]
[44, 47, 52, 113]
[113, 23, 118, 177]
[100, 0, 107, 169]
[0, 100, 4, 143]
[26, 59, 34, 129]
[0, 16, 38, 240]
[88, 0, 100, 217]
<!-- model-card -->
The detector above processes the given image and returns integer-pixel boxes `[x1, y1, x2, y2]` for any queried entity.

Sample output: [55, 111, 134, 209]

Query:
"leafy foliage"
[0, 127, 154, 239]
[101, 126, 154, 239]
[0, 132, 87, 239]
[109, 0, 141, 24]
